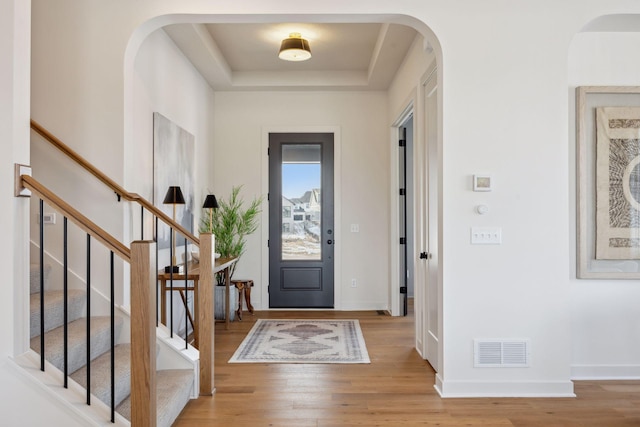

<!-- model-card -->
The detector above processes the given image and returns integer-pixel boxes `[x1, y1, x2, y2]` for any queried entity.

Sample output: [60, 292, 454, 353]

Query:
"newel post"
[130, 241, 157, 426]
[198, 233, 215, 395]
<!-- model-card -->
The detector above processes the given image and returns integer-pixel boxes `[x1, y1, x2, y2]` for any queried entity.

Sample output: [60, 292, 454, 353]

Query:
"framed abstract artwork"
[153, 112, 195, 249]
[576, 86, 640, 279]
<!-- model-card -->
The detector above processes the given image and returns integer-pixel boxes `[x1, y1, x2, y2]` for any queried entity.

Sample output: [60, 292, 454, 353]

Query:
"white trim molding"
[435, 379, 575, 398]
[571, 364, 640, 380]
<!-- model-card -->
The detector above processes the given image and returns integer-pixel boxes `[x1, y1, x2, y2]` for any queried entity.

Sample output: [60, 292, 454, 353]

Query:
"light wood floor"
[174, 307, 640, 426]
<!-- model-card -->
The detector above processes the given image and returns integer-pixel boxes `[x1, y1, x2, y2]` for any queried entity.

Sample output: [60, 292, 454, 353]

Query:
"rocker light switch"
[471, 227, 502, 244]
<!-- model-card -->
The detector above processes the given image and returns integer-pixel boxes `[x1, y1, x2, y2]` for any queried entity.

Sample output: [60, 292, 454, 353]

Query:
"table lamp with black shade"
[163, 185, 185, 273]
[202, 194, 219, 231]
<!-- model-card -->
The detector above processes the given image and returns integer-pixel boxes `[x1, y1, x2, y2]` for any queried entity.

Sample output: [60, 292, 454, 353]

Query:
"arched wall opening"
[123, 12, 444, 378]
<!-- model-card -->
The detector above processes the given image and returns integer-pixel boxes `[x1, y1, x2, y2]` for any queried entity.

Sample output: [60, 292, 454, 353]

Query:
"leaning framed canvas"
[153, 112, 195, 249]
[576, 86, 640, 279]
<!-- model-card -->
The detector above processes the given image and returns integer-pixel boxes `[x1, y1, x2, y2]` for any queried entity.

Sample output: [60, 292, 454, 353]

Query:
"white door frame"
[390, 99, 417, 317]
[389, 63, 441, 375]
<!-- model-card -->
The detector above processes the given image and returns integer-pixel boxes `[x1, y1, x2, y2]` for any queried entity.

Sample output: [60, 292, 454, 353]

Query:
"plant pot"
[214, 285, 238, 321]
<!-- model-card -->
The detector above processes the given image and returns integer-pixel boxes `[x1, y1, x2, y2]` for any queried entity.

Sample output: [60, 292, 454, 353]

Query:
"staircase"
[29, 262, 194, 426]
[21, 121, 219, 425]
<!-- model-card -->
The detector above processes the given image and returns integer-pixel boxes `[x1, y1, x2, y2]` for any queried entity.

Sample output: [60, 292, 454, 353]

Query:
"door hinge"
[267, 239, 269, 247]
[400, 286, 407, 294]
[399, 237, 406, 245]
[267, 193, 270, 201]
[267, 147, 270, 155]
[399, 188, 405, 196]
[399, 139, 406, 147]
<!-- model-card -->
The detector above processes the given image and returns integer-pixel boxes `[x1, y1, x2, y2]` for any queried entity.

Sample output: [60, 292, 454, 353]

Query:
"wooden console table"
[157, 257, 237, 346]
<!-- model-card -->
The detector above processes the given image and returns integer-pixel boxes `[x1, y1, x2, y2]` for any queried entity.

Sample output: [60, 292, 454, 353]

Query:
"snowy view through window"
[282, 161, 321, 260]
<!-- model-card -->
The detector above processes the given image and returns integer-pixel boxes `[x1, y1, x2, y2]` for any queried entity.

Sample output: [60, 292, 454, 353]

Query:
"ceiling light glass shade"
[278, 32, 311, 61]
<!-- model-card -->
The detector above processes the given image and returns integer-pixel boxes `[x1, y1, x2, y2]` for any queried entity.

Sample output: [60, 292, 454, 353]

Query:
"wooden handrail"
[22, 175, 131, 262]
[30, 119, 199, 246]
[25, 171, 217, 403]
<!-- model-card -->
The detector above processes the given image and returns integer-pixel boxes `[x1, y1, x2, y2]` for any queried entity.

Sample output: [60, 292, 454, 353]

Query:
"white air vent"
[474, 339, 530, 367]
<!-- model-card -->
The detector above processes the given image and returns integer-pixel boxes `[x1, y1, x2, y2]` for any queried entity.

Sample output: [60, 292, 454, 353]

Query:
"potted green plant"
[199, 185, 262, 284]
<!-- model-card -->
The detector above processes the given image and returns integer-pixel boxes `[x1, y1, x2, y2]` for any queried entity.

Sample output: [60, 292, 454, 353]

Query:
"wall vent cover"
[474, 339, 530, 367]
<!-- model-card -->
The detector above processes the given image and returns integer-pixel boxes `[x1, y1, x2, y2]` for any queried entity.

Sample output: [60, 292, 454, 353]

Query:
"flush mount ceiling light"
[278, 32, 312, 61]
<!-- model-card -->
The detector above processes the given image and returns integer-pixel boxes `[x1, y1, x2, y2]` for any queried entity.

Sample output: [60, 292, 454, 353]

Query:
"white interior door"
[423, 70, 439, 371]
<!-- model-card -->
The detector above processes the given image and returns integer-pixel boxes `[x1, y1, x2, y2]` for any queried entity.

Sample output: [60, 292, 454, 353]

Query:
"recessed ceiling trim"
[164, 23, 233, 87]
[164, 21, 420, 91]
[192, 24, 232, 78]
[232, 70, 368, 88]
[368, 23, 390, 80]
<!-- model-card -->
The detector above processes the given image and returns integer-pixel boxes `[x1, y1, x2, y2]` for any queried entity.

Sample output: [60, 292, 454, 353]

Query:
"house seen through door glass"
[281, 144, 321, 260]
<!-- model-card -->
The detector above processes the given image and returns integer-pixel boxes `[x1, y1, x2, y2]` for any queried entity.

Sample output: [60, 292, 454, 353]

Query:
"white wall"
[568, 31, 640, 379]
[127, 27, 216, 326]
[24, 0, 640, 403]
[130, 28, 216, 270]
[1, 0, 88, 424]
[1, 0, 30, 357]
[388, 36, 434, 121]
[212, 91, 390, 311]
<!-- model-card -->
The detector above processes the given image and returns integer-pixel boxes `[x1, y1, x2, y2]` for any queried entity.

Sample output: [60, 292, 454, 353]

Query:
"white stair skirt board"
[435, 379, 576, 398]
[571, 364, 640, 380]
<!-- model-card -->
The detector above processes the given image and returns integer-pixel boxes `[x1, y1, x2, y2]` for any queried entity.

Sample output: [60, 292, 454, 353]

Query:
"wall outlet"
[351, 279, 357, 288]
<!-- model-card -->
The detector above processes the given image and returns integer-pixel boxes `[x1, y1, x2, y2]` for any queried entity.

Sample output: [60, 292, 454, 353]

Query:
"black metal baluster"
[184, 237, 188, 349]
[63, 217, 68, 388]
[141, 205, 144, 240]
[86, 234, 91, 405]
[39, 199, 45, 372]
[169, 227, 173, 338]
[155, 216, 159, 327]
[110, 251, 115, 423]
[169, 226, 174, 338]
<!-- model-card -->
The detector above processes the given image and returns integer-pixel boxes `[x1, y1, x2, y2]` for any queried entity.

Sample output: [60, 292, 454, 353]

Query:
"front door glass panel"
[281, 144, 321, 260]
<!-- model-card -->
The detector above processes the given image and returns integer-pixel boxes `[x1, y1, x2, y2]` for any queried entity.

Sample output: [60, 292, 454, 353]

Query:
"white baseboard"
[434, 378, 575, 398]
[339, 301, 388, 311]
[571, 364, 640, 380]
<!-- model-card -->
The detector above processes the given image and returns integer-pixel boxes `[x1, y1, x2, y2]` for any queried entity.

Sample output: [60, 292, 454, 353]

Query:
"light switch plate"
[471, 227, 502, 244]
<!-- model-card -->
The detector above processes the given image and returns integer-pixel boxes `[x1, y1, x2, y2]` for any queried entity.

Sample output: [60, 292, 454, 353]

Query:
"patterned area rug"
[229, 319, 370, 364]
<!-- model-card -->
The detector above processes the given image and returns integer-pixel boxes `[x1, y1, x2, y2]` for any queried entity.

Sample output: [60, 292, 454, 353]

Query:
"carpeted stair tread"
[70, 343, 131, 409]
[28, 263, 194, 424]
[30, 290, 86, 339]
[30, 316, 123, 375]
[116, 369, 194, 426]
[30, 263, 51, 294]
